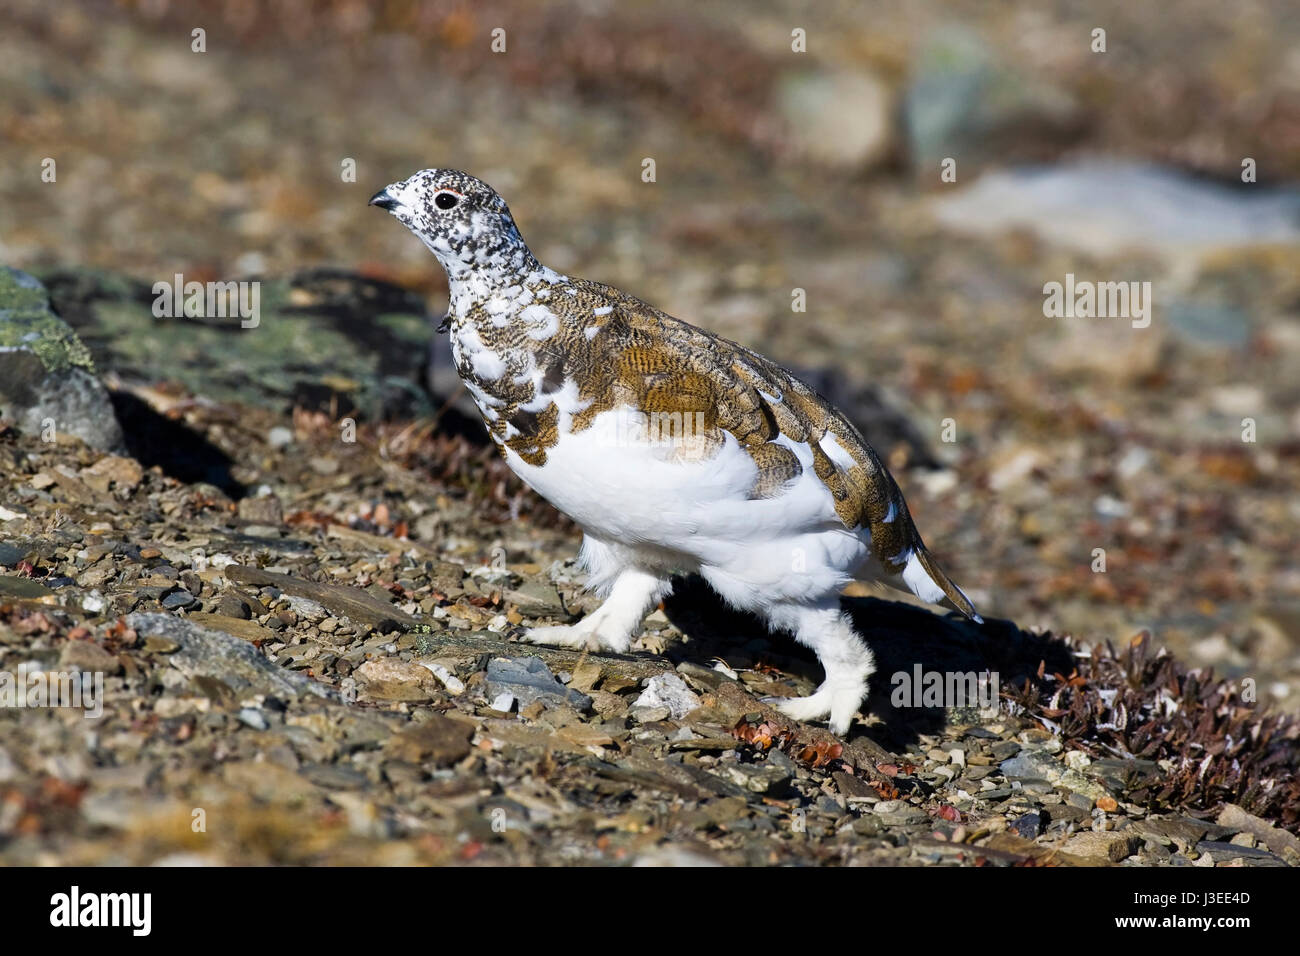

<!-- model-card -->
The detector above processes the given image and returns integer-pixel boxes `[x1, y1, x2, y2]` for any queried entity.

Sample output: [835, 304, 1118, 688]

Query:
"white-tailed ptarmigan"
[371, 169, 982, 735]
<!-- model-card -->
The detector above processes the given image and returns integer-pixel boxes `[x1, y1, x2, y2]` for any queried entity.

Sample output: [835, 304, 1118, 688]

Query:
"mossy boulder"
[0, 267, 125, 451]
[36, 267, 441, 423]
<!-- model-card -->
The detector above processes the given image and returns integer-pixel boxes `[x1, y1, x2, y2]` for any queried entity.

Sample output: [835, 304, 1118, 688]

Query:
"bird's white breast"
[498, 394, 871, 597]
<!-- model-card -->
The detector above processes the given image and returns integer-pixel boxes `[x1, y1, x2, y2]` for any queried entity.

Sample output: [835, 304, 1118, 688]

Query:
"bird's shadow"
[662, 574, 1073, 753]
[109, 391, 247, 499]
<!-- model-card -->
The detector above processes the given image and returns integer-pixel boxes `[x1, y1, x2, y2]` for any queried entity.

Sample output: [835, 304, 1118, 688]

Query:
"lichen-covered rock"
[38, 267, 441, 423]
[0, 267, 124, 451]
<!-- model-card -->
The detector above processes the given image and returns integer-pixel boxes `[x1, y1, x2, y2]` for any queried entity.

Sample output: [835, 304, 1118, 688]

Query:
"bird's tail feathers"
[905, 546, 983, 624]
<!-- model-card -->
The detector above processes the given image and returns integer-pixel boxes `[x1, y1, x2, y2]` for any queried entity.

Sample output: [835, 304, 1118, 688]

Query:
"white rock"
[1064, 750, 1092, 771]
[777, 68, 892, 170]
[418, 661, 466, 696]
[932, 160, 1300, 260]
[710, 659, 739, 680]
[633, 673, 702, 721]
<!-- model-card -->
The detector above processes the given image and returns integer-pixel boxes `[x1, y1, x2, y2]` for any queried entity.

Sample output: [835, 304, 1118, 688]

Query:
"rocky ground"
[1, 266, 1297, 866]
[1, 1, 1299, 865]
[0, 382, 1296, 866]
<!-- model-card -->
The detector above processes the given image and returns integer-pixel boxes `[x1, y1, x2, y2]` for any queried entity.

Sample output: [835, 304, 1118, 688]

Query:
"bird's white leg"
[521, 568, 670, 654]
[765, 602, 875, 736]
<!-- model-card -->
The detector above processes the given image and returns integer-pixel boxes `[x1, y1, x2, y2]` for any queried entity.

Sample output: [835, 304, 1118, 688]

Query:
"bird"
[371, 169, 982, 735]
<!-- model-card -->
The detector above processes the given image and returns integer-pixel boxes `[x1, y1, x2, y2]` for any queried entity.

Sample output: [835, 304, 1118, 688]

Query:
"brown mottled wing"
[567, 278, 979, 620]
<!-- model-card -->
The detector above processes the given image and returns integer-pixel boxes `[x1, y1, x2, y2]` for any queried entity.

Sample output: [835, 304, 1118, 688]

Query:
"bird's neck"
[441, 247, 568, 333]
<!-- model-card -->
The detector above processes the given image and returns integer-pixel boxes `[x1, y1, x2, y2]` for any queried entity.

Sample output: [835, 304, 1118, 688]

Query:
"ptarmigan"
[371, 169, 982, 735]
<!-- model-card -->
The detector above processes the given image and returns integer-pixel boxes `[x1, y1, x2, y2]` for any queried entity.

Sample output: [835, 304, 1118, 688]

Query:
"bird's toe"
[519, 624, 591, 650]
[767, 692, 834, 724]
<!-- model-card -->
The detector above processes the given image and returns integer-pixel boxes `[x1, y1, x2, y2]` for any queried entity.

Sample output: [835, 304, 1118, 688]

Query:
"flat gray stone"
[128, 611, 334, 701]
[1196, 840, 1288, 865]
[485, 656, 591, 711]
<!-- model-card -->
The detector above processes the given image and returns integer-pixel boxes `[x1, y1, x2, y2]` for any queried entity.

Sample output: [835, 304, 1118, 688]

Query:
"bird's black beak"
[369, 188, 398, 210]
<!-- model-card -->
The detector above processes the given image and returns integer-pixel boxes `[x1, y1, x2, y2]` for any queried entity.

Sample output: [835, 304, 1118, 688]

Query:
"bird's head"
[370, 169, 535, 280]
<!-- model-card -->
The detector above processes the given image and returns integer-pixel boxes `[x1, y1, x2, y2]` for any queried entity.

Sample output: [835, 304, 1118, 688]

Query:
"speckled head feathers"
[371, 169, 533, 278]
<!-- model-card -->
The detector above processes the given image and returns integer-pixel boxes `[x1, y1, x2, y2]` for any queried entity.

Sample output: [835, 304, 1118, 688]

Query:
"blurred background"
[3, 0, 1299, 702]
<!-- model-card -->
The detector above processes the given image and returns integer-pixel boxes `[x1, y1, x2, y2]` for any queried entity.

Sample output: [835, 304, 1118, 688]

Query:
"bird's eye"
[434, 191, 459, 210]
